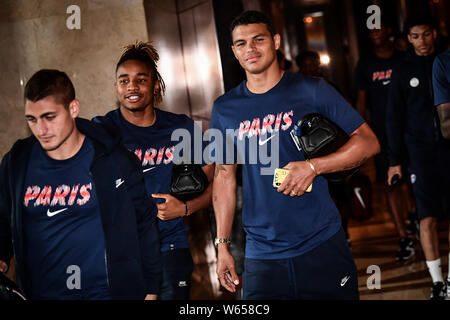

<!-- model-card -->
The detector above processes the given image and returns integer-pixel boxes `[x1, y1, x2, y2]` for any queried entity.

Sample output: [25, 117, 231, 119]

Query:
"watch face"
[215, 238, 230, 246]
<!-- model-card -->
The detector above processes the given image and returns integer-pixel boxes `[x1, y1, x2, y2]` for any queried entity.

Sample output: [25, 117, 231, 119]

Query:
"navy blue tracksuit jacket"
[0, 118, 161, 299]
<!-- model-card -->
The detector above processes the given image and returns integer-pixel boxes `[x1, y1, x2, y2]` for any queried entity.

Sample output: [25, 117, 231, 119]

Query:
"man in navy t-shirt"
[0, 69, 160, 300]
[354, 21, 416, 262]
[94, 42, 214, 300]
[433, 49, 450, 140]
[386, 16, 450, 300]
[210, 11, 380, 300]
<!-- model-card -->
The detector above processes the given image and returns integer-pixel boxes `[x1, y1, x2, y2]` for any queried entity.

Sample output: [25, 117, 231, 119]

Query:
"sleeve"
[125, 151, 162, 294]
[208, 102, 237, 165]
[385, 66, 406, 166]
[433, 55, 450, 106]
[315, 79, 365, 134]
[0, 153, 14, 268]
[355, 59, 369, 92]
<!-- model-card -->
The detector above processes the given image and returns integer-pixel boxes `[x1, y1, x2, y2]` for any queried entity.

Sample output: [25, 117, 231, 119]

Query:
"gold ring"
[290, 191, 297, 196]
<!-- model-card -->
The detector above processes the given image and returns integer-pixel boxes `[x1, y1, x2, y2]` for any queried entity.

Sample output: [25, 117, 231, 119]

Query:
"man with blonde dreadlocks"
[94, 42, 214, 300]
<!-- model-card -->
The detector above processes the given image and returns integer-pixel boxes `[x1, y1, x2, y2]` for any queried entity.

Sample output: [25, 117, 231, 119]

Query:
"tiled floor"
[349, 161, 449, 300]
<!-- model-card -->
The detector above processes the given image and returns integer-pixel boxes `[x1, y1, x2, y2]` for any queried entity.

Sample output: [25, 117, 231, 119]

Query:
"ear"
[433, 29, 437, 40]
[153, 80, 160, 95]
[273, 34, 281, 51]
[407, 34, 413, 44]
[68, 99, 80, 119]
[231, 44, 239, 60]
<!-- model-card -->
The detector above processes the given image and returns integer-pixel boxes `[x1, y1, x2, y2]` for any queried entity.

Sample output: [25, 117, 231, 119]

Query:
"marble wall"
[0, 0, 149, 157]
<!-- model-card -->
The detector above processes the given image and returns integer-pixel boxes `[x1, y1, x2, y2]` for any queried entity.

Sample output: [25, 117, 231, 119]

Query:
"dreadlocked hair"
[116, 41, 166, 106]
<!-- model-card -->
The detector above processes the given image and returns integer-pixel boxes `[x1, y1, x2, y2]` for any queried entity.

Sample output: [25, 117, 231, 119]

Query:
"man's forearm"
[437, 103, 450, 140]
[212, 164, 237, 239]
[185, 164, 214, 215]
[311, 123, 380, 175]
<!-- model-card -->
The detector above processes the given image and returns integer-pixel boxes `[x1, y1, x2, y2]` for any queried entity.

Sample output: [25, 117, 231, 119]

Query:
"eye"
[45, 115, 56, 121]
[235, 42, 245, 48]
[26, 118, 36, 124]
[119, 79, 129, 84]
[138, 78, 147, 83]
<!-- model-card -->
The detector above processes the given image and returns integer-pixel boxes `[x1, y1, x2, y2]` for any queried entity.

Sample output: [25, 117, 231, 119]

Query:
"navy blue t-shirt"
[355, 51, 403, 143]
[95, 108, 204, 252]
[210, 71, 364, 260]
[433, 49, 450, 106]
[22, 137, 110, 300]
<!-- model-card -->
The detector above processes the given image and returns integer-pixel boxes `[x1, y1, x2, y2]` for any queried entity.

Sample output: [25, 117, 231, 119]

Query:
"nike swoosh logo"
[341, 276, 350, 286]
[382, 80, 391, 85]
[116, 179, 125, 188]
[143, 167, 156, 173]
[259, 134, 276, 146]
[354, 187, 366, 209]
[47, 208, 68, 217]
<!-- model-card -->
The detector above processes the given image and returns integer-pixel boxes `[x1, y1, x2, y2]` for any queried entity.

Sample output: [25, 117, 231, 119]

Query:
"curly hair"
[116, 41, 166, 106]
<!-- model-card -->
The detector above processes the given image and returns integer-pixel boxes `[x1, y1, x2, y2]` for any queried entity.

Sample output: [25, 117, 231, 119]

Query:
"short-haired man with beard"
[386, 16, 450, 300]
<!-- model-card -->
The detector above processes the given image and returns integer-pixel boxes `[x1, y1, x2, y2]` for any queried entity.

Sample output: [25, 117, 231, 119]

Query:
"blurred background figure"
[276, 50, 293, 71]
[295, 50, 321, 77]
[355, 20, 417, 263]
[394, 32, 410, 52]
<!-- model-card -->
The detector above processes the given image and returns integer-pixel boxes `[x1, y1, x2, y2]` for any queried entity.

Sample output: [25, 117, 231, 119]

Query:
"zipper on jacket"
[88, 170, 111, 290]
[104, 250, 110, 289]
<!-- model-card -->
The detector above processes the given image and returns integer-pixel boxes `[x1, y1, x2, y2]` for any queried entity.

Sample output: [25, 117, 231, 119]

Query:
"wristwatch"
[214, 237, 231, 247]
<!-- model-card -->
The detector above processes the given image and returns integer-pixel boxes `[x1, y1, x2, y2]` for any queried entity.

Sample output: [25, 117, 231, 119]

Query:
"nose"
[127, 79, 139, 91]
[247, 40, 257, 52]
[37, 120, 48, 136]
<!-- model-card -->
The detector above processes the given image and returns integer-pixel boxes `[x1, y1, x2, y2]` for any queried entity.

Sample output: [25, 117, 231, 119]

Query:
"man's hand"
[0, 260, 7, 273]
[387, 165, 402, 186]
[144, 294, 157, 300]
[277, 160, 317, 197]
[216, 246, 239, 293]
[152, 194, 185, 220]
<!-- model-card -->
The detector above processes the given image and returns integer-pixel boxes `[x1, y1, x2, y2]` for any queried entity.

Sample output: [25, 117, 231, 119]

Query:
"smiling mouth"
[126, 94, 142, 102]
[246, 55, 261, 62]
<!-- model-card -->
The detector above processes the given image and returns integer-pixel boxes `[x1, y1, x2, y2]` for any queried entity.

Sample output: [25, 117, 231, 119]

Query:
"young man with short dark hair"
[210, 10, 379, 300]
[386, 16, 450, 300]
[0, 69, 161, 300]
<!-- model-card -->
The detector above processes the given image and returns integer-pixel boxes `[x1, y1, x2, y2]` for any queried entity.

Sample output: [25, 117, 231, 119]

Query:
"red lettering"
[50, 185, 70, 206]
[248, 118, 260, 138]
[24, 186, 40, 207]
[261, 114, 275, 135]
[36, 186, 52, 206]
[274, 112, 283, 132]
[386, 69, 392, 79]
[67, 184, 80, 206]
[164, 146, 174, 165]
[134, 149, 142, 161]
[238, 120, 251, 140]
[77, 183, 92, 206]
[142, 148, 157, 166]
[156, 147, 165, 165]
[281, 111, 293, 131]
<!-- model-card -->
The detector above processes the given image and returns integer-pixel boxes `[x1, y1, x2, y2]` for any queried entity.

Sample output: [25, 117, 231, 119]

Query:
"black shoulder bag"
[170, 164, 209, 202]
[290, 113, 359, 182]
